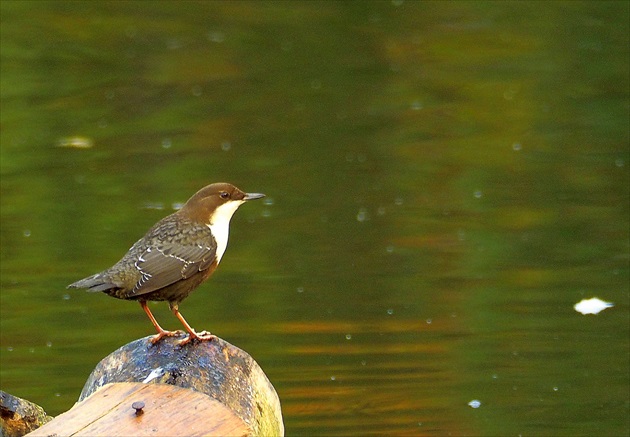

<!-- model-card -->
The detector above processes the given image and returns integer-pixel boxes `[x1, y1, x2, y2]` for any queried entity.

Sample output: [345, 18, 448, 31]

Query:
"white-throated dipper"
[68, 182, 264, 345]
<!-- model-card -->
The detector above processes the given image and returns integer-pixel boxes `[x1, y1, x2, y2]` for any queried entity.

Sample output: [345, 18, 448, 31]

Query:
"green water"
[1, 1, 628, 435]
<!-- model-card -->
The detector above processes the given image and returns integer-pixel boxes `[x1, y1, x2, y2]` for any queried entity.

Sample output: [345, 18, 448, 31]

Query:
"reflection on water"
[1, 1, 628, 435]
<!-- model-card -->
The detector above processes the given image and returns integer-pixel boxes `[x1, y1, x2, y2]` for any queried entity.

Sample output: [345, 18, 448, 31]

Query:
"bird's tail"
[67, 273, 117, 292]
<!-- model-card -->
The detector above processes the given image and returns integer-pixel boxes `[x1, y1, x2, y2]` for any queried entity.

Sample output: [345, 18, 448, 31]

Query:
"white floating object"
[57, 136, 94, 149]
[468, 399, 481, 409]
[574, 298, 614, 315]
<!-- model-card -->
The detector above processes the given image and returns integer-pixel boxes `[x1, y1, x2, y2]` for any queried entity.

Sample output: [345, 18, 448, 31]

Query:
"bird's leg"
[139, 301, 184, 344]
[170, 303, 216, 346]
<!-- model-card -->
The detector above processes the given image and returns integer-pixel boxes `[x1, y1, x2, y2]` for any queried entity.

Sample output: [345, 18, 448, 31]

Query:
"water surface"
[1, 1, 628, 435]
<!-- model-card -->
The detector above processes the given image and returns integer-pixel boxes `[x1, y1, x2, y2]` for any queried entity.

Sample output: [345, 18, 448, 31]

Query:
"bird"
[67, 182, 265, 346]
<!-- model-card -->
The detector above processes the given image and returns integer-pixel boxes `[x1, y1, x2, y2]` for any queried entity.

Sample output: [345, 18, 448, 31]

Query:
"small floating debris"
[468, 399, 481, 409]
[574, 297, 614, 315]
[142, 202, 165, 210]
[57, 136, 94, 149]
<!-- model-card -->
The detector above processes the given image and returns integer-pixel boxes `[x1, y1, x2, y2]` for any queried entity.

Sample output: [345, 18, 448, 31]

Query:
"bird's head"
[180, 182, 265, 225]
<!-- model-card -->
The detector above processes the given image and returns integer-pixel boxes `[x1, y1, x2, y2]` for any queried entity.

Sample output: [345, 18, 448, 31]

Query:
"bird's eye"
[220, 191, 230, 199]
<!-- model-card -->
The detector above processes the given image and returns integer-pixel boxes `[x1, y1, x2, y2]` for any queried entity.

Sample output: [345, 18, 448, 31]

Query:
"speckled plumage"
[68, 182, 264, 345]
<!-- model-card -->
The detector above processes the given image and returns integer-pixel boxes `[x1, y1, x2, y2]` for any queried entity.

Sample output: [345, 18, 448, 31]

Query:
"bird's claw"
[149, 329, 185, 344]
[177, 330, 216, 346]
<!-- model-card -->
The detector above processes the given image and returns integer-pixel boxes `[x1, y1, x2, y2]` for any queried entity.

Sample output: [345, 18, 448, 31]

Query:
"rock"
[0, 391, 52, 437]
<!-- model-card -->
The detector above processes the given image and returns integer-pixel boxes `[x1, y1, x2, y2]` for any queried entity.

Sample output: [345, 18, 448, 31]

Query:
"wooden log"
[0, 391, 53, 437]
[27, 335, 283, 436]
[27, 382, 250, 436]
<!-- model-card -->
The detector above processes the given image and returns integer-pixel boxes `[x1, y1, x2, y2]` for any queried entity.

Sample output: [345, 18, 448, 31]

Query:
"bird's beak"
[244, 192, 265, 201]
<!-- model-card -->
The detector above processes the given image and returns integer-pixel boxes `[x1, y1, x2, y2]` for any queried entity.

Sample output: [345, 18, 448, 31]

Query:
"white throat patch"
[208, 200, 245, 263]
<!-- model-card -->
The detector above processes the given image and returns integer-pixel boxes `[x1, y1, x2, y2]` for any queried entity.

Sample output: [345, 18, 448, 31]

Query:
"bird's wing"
[130, 240, 217, 296]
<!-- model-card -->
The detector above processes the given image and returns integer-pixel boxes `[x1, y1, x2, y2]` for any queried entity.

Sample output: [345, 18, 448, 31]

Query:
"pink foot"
[149, 329, 185, 344]
[177, 330, 216, 346]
